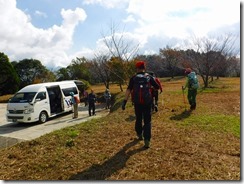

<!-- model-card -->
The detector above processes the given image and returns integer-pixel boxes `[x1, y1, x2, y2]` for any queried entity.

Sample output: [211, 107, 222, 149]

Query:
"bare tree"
[185, 34, 238, 88]
[101, 22, 139, 62]
[90, 53, 111, 88]
[100, 22, 140, 85]
[159, 46, 182, 78]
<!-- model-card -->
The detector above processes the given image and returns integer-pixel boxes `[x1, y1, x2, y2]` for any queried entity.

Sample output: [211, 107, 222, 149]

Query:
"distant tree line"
[0, 34, 240, 96]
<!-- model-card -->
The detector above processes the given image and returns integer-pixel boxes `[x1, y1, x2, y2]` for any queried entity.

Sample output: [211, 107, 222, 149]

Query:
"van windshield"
[9, 92, 37, 103]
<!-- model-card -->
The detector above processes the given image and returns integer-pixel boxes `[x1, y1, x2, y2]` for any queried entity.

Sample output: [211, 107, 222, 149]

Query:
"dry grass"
[0, 94, 13, 103]
[0, 77, 240, 180]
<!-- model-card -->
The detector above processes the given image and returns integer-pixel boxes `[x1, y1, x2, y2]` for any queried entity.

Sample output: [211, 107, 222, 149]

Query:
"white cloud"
[61, 8, 87, 27]
[70, 47, 95, 61]
[93, 31, 146, 60]
[82, 0, 130, 8]
[0, 0, 240, 70]
[35, 10, 47, 18]
[127, 0, 240, 39]
[123, 15, 136, 23]
[80, 0, 240, 61]
[0, 0, 87, 68]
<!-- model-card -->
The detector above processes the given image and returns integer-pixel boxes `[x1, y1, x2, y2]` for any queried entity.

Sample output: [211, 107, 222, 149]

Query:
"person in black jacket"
[88, 89, 96, 116]
[122, 61, 159, 148]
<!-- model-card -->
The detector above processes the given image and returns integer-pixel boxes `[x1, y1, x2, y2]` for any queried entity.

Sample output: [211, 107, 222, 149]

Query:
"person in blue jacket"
[88, 89, 96, 116]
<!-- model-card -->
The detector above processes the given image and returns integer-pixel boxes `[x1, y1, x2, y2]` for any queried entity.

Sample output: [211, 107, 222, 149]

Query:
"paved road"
[0, 103, 109, 149]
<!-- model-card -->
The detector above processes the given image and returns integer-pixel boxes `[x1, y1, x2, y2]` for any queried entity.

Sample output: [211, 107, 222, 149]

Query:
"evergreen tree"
[0, 52, 20, 95]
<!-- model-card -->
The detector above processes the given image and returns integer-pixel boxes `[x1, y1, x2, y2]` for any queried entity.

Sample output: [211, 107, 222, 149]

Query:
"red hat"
[135, 61, 145, 69]
[185, 68, 192, 74]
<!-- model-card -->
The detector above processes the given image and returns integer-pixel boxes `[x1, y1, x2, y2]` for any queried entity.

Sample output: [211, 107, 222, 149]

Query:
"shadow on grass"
[170, 110, 192, 121]
[69, 139, 146, 180]
[125, 115, 136, 122]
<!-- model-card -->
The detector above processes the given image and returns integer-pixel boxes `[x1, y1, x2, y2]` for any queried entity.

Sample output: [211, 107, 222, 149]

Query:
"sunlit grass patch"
[178, 114, 240, 138]
[0, 94, 13, 103]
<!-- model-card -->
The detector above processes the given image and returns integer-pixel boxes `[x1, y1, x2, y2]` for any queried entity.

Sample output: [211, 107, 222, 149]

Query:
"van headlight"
[24, 108, 34, 114]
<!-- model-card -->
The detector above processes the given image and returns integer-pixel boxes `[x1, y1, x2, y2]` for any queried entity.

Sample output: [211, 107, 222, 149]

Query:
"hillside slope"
[0, 77, 240, 180]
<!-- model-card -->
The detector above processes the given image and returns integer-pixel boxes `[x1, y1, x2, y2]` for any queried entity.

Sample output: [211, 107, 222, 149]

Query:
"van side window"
[36, 92, 46, 100]
[62, 87, 78, 96]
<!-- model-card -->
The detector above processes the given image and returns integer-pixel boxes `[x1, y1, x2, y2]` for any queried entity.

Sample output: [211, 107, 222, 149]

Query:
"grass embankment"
[0, 95, 13, 103]
[0, 77, 240, 180]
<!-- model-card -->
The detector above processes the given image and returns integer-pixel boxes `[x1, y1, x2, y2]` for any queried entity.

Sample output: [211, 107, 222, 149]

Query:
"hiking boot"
[137, 134, 143, 140]
[144, 140, 150, 148]
[190, 103, 196, 110]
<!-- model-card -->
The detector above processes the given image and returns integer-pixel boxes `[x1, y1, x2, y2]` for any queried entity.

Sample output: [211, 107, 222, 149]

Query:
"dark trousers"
[105, 99, 110, 109]
[88, 103, 95, 116]
[154, 90, 159, 105]
[134, 103, 152, 141]
[187, 89, 197, 106]
[152, 90, 159, 110]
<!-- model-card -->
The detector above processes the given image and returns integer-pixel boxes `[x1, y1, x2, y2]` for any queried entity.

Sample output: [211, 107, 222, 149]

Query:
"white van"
[6, 80, 82, 123]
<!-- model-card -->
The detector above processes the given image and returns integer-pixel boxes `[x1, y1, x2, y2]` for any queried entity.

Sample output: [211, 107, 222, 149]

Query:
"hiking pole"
[182, 86, 187, 111]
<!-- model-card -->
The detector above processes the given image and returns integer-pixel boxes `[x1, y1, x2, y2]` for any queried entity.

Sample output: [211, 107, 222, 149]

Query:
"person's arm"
[150, 76, 160, 90]
[125, 88, 131, 100]
[94, 94, 97, 102]
[122, 77, 133, 110]
[183, 77, 189, 90]
[156, 78, 163, 92]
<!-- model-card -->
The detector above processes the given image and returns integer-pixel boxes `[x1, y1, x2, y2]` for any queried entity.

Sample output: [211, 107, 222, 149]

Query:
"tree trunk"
[201, 74, 209, 88]
[211, 76, 213, 82]
[119, 83, 123, 92]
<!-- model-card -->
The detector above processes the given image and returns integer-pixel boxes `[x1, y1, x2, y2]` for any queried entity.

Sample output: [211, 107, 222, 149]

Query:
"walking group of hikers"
[70, 60, 199, 149]
[122, 61, 199, 149]
[83, 88, 111, 114]
[69, 89, 97, 119]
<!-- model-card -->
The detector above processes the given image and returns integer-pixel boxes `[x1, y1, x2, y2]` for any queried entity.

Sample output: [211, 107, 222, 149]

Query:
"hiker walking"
[88, 89, 96, 116]
[122, 61, 160, 148]
[148, 72, 163, 112]
[104, 88, 111, 109]
[70, 92, 79, 119]
[182, 68, 199, 110]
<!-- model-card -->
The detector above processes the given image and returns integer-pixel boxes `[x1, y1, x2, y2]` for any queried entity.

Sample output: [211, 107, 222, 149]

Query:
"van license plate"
[12, 119, 17, 122]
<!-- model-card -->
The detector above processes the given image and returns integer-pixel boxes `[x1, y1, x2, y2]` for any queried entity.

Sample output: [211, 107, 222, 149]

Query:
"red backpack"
[74, 96, 80, 104]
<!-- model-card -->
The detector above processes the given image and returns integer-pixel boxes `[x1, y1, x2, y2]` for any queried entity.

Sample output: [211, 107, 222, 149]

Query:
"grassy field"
[0, 77, 240, 180]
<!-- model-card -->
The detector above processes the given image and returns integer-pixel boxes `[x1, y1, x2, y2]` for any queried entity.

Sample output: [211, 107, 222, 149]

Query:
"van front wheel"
[39, 111, 48, 123]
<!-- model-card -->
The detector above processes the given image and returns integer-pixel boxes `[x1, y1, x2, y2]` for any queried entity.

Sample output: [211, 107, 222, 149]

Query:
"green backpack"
[188, 72, 199, 89]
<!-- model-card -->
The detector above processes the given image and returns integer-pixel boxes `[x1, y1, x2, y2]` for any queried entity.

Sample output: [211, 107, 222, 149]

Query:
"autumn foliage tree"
[159, 46, 182, 78]
[109, 57, 127, 91]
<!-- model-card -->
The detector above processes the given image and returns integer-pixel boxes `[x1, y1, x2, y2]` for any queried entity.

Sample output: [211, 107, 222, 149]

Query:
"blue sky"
[0, 0, 240, 69]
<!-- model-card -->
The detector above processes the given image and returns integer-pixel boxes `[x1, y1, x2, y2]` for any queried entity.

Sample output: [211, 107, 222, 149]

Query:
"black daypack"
[132, 73, 152, 105]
